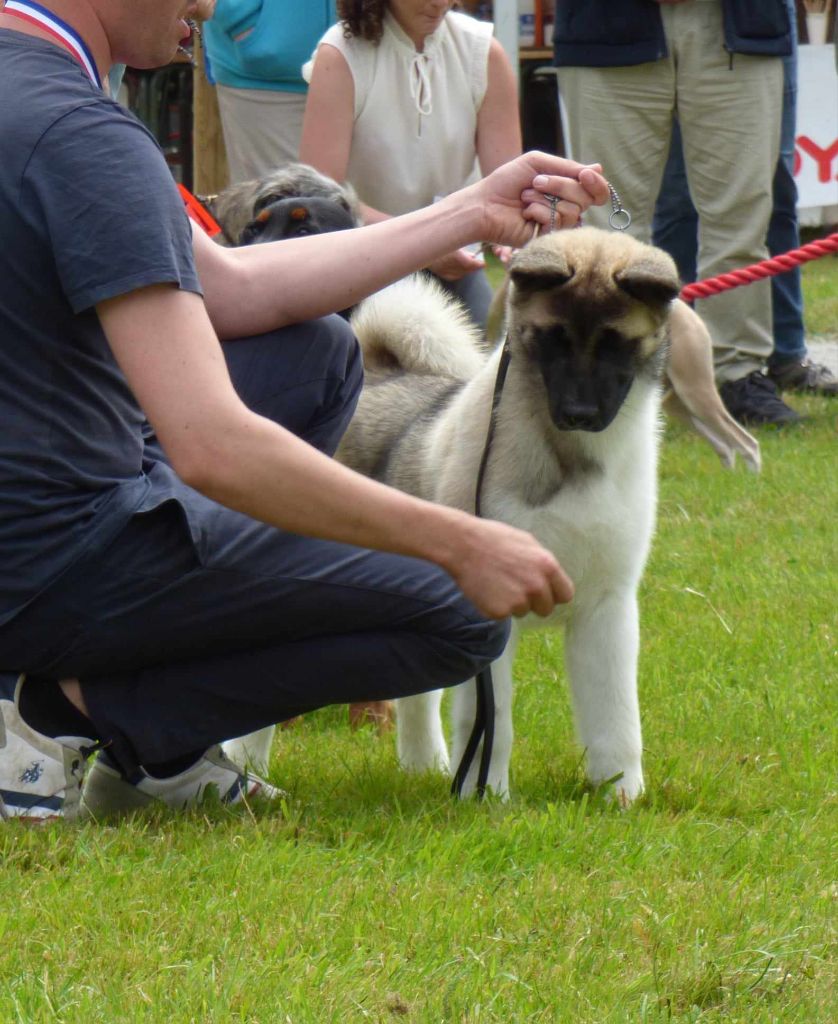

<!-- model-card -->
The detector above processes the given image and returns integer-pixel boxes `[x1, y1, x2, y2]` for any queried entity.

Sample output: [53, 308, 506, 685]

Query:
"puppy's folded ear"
[510, 268, 575, 295]
[615, 256, 680, 308]
[509, 245, 574, 295]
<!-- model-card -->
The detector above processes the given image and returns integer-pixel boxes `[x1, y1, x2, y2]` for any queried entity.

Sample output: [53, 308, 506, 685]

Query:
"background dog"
[212, 162, 362, 247]
[337, 227, 697, 803]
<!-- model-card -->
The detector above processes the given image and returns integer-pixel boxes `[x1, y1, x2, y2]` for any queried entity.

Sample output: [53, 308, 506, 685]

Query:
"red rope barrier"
[679, 232, 838, 302]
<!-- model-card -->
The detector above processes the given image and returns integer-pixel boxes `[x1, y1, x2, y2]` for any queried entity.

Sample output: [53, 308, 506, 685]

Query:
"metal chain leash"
[177, 19, 202, 62]
[541, 180, 631, 235]
[607, 183, 632, 230]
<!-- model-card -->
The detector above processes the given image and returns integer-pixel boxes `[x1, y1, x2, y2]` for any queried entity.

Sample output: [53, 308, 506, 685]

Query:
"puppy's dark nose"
[560, 398, 600, 427]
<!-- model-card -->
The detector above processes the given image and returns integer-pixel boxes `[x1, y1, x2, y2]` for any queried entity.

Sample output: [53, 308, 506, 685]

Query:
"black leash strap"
[450, 666, 495, 798]
[451, 338, 511, 800]
[473, 339, 511, 522]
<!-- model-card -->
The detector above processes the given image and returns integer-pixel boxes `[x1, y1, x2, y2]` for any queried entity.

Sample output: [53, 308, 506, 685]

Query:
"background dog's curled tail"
[350, 275, 486, 379]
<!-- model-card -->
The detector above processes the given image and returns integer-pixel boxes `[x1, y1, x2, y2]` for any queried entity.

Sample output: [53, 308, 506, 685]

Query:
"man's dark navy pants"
[0, 317, 508, 774]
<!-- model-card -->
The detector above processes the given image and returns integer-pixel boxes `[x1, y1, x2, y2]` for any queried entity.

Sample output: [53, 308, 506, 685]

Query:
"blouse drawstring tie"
[409, 52, 433, 135]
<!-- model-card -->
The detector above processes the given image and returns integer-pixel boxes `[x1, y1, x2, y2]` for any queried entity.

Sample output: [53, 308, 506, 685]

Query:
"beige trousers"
[558, 0, 783, 382]
[216, 84, 307, 184]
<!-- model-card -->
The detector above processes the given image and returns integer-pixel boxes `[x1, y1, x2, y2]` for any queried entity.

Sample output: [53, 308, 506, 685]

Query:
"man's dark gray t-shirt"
[0, 31, 201, 626]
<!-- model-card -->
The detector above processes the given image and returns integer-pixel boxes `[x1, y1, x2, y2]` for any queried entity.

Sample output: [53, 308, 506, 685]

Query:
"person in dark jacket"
[554, 0, 798, 426]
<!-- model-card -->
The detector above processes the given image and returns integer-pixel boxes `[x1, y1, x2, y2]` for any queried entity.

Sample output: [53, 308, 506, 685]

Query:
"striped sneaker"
[80, 745, 282, 820]
[0, 675, 94, 822]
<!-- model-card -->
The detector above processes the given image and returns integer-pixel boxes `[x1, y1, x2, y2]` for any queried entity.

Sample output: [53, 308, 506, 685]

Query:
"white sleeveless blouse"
[305, 11, 493, 216]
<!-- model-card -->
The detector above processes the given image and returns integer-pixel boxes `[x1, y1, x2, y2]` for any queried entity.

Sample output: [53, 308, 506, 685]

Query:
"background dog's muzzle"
[241, 197, 357, 245]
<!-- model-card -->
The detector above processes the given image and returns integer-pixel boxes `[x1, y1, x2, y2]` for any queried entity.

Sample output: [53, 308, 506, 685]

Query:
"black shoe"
[767, 358, 838, 396]
[719, 370, 801, 426]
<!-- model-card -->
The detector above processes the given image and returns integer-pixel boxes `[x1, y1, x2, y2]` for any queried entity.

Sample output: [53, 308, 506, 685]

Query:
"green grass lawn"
[1, 261, 836, 1023]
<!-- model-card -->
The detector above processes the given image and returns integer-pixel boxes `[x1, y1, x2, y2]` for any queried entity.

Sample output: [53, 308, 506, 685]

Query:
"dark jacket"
[553, 0, 792, 67]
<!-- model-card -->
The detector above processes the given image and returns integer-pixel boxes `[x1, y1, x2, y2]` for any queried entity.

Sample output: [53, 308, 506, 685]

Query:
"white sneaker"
[81, 744, 283, 819]
[0, 675, 93, 822]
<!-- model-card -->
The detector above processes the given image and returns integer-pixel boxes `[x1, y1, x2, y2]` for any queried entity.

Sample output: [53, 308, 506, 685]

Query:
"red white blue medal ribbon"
[4, 0, 102, 90]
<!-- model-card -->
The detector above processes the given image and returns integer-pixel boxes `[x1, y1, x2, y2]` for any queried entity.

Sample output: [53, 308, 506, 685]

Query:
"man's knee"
[474, 615, 511, 666]
[294, 315, 363, 454]
[314, 314, 364, 405]
[222, 315, 363, 452]
[301, 313, 361, 379]
[436, 605, 511, 685]
[463, 614, 510, 671]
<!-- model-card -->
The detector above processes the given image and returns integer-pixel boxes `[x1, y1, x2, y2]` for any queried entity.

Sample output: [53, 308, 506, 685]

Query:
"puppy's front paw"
[397, 725, 449, 775]
[613, 774, 644, 809]
[455, 772, 510, 802]
[395, 692, 448, 774]
[398, 744, 450, 775]
[589, 758, 644, 808]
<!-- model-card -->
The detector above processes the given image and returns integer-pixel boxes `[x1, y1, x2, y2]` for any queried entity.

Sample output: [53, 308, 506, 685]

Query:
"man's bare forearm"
[197, 152, 611, 339]
[184, 411, 468, 566]
[199, 193, 483, 338]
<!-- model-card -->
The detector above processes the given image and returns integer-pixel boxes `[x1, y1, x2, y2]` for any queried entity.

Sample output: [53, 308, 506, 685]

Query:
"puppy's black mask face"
[533, 324, 637, 432]
[510, 257, 679, 433]
[239, 196, 357, 245]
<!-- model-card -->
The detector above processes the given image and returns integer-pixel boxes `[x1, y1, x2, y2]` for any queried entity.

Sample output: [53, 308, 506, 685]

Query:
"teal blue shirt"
[204, 0, 336, 92]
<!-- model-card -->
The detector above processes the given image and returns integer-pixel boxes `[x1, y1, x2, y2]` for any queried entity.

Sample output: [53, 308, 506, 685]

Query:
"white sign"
[795, 44, 838, 224]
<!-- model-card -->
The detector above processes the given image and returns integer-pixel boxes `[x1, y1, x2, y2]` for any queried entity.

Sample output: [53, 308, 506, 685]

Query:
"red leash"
[177, 183, 222, 238]
[679, 232, 838, 302]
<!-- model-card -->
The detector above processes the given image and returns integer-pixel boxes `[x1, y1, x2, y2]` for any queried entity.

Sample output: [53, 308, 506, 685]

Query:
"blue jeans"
[653, 0, 805, 366]
[0, 317, 508, 775]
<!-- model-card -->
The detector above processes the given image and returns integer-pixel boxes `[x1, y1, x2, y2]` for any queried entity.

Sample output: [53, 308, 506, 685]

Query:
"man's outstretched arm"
[197, 152, 609, 338]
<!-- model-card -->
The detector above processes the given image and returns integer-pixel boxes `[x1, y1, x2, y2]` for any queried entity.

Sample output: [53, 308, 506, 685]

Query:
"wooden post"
[191, 34, 229, 197]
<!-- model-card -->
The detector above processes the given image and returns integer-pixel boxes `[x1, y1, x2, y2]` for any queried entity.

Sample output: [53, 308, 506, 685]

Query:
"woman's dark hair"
[336, 1, 387, 44]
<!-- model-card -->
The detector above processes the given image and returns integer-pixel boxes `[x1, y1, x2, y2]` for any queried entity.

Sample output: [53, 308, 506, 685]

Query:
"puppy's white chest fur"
[431, 363, 661, 616]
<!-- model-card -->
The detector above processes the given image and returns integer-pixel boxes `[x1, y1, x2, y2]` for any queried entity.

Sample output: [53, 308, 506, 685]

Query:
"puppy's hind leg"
[222, 725, 276, 776]
[395, 690, 449, 775]
[564, 592, 644, 806]
[449, 637, 516, 800]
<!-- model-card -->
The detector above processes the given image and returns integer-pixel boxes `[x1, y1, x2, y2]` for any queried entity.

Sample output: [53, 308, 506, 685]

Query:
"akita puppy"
[336, 227, 689, 803]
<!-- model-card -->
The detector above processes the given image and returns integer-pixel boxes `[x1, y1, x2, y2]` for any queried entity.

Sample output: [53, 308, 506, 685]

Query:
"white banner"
[795, 44, 838, 224]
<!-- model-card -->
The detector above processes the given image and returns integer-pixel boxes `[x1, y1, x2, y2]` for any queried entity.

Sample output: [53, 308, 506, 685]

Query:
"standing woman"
[300, 1, 521, 331]
[203, 0, 337, 183]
